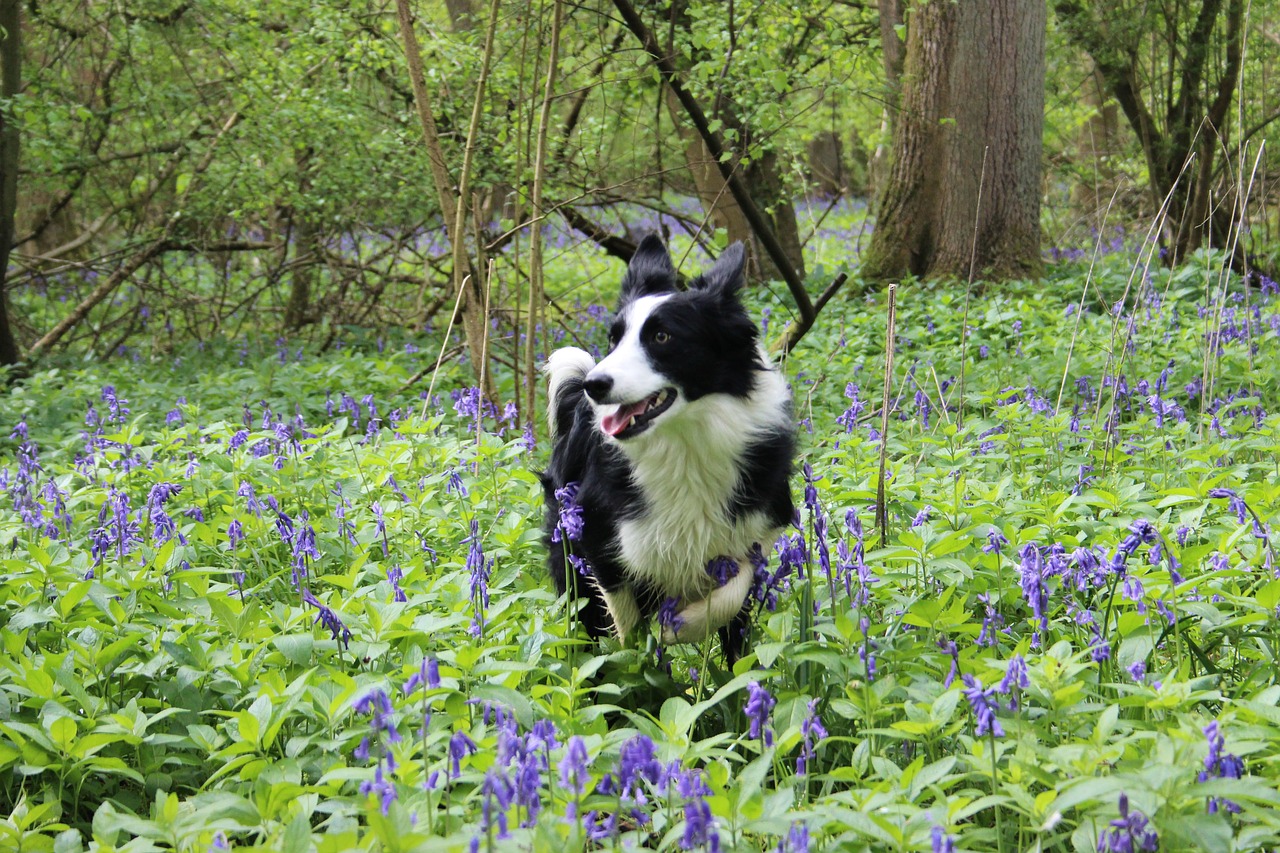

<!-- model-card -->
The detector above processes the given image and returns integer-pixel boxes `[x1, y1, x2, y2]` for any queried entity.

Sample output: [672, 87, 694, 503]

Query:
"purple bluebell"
[558, 735, 590, 817]
[962, 675, 1004, 738]
[984, 527, 1007, 554]
[795, 699, 828, 776]
[465, 519, 492, 637]
[676, 768, 719, 851]
[1097, 793, 1159, 852]
[448, 730, 477, 776]
[745, 682, 776, 747]
[1199, 720, 1244, 814]
[998, 654, 1029, 709]
[1018, 543, 1049, 645]
[302, 588, 352, 649]
[931, 825, 956, 853]
[551, 482, 583, 543]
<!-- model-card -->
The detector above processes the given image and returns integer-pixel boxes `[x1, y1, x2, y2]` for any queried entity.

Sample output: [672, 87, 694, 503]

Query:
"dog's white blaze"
[586, 295, 672, 416]
[616, 355, 791, 605]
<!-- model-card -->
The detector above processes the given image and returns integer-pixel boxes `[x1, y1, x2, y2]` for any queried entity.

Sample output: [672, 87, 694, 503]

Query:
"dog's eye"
[654, 331, 670, 344]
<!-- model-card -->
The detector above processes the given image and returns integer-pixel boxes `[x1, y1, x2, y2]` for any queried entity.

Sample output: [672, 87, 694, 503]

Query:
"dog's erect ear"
[619, 235, 677, 301]
[692, 242, 746, 299]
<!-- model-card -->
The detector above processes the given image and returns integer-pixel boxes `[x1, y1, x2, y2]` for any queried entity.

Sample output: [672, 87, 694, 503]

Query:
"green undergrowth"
[3, 247, 1280, 852]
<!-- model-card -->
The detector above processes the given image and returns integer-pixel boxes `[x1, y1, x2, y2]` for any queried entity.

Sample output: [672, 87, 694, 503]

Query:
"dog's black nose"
[582, 375, 612, 402]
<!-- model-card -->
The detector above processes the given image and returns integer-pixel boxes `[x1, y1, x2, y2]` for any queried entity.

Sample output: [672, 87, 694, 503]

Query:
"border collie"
[541, 236, 795, 662]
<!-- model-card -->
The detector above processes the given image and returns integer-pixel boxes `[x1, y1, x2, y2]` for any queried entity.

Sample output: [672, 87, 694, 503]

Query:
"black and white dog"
[541, 236, 795, 662]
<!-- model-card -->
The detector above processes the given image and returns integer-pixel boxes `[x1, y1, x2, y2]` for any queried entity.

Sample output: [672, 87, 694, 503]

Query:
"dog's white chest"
[614, 400, 777, 601]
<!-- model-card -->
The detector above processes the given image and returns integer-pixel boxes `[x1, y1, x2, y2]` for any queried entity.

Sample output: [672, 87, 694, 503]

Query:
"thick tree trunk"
[0, 0, 21, 369]
[862, 0, 1045, 282]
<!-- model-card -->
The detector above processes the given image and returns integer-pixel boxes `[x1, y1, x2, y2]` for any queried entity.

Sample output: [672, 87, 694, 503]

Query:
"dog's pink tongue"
[602, 401, 648, 436]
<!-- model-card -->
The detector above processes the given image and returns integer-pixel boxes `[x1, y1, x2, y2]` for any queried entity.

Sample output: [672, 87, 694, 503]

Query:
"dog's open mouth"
[601, 388, 676, 438]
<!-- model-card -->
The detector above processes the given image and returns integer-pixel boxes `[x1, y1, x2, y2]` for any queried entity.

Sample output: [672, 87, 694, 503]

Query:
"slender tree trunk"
[284, 146, 318, 332]
[0, 0, 21, 369]
[862, 0, 1045, 282]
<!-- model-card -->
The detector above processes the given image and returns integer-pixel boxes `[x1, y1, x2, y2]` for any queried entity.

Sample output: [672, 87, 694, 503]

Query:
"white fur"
[661, 559, 756, 644]
[616, 354, 790, 608]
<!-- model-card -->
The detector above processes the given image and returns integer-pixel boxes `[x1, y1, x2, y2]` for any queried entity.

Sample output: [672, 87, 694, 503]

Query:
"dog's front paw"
[660, 563, 754, 645]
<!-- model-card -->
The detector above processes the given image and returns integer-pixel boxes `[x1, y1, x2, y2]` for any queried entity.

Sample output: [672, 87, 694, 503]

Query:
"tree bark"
[284, 146, 318, 332]
[862, 0, 1045, 282]
[0, 0, 21, 369]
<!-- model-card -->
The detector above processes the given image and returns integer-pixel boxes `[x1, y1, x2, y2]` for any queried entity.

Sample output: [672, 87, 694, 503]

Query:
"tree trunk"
[662, 86, 806, 284]
[0, 0, 21, 369]
[284, 146, 318, 332]
[862, 0, 1045, 282]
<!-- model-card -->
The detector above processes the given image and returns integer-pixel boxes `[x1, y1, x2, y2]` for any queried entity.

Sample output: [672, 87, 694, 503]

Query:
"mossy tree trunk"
[862, 0, 1046, 283]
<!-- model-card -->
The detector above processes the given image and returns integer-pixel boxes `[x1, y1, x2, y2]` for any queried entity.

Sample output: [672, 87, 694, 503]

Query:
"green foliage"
[4, 240, 1280, 849]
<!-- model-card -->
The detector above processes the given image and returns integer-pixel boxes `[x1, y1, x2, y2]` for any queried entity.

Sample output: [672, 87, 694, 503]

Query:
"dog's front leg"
[661, 561, 753, 644]
[599, 586, 642, 643]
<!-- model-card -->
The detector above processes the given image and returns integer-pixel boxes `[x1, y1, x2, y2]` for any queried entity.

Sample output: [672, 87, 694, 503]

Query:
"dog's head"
[581, 236, 762, 441]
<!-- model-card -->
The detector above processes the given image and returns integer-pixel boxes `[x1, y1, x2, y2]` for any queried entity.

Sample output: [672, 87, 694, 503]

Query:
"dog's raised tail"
[543, 347, 596, 438]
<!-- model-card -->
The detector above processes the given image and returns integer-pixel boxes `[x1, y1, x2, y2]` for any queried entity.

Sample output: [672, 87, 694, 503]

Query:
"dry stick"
[876, 283, 898, 548]
[1091, 147, 1198, 451]
[422, 275, 472, 419]
[26, 110, 242, 361]
[955, 147, 988, 430]
[1054, 185, 1124, 416]
[525, 0, 564, 436]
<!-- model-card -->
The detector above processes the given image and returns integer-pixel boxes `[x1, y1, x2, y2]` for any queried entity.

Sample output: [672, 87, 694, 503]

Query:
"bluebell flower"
[984, 527, 1007, 554]
[404, 657, 441, 694]
[1018, 543, 1049, 645]
[744, 682, 776, 747]
[795, 699, 828, 776]
[776, 822, 809, 853]
[931, 825, 956, 853]
[1199, 720, 1244, 814]
[675, 767, 719, 851]
[301, 588, 352, 649]
[448, 730, 477, 776]
[1097, 793, 1159, 852]
[552, 482, 584, 543]
[962, 675, 1004, 738]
